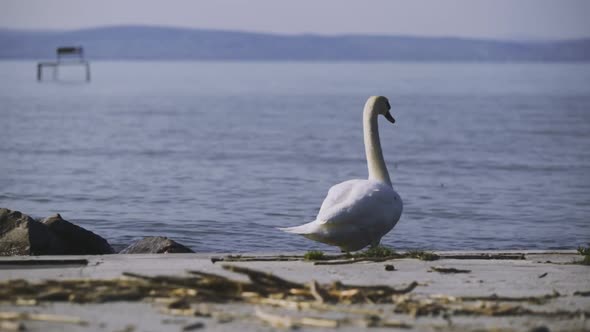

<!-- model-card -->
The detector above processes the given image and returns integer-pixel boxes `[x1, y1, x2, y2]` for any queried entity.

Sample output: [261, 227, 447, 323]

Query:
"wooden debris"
[221, 264, 303, 290]
[309, 280, 328, 303]
[538, 272, 548, 278]
[573, 290, 590, 296]
[211, 251, 526, 265]
[0, 311, 87, 325]
[457, 291, 561, 305]
[0, 259, 88, 266]
[299, 316, 339, 328]
[212, 254, 350, 263]
[393, 295, 589, 318]
[0, 264, 583, 330]
[429, 266, 471, 273]
[0, 321, 25, 331]
[380, 319, 412, 329]
[254, 307, 294, 328]
[314, 257, 395, 265]
[355, 315, 412, 329]
[255, 307, 340, 329]
[182, 321, 205, 331]
[438, 253, 525, 260]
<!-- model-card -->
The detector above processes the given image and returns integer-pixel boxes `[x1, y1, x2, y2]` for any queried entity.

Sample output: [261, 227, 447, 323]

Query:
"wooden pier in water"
[37, 46, 91, 82]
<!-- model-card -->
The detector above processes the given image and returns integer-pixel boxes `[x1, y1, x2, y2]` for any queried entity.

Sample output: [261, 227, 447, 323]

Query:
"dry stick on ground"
[309, 280, 328, 303]
[438, 253, 525, 260]
[123, 272, 247, 302]
[249, 297, 382, 315]
[573, 290, 590, 296]
[255, 307, 339, 329]
[254, 307, 295, 328]
[313, 257, 397, 265]
[0, 320, 25, 331]
[186, 270, 233, 281]
[255, 307, 413, 329]
[429, 266, 471, 273]
[393, 295, 590, 318]
[221, 264, 304, 290]
[456, 291, 561, 305]
[0, 312, 87, 325]
[211, 254, 350, 263]
[212, 256, 301, 263]
[0, 259, 89, 266]
[332, 280, 419, 295]
[182, 321, 205, 331]
[213, 252, 526, 264]
[162, 304, 239, 323]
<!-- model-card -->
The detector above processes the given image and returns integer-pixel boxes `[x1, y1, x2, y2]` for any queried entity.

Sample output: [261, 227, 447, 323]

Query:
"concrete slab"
[0, 251, 588, 332]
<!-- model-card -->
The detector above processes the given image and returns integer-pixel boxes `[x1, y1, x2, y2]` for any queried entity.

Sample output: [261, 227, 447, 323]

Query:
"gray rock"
[43, 214, 114, 255]
[0, 208, 66, 256]
[120, 236, 194, 254]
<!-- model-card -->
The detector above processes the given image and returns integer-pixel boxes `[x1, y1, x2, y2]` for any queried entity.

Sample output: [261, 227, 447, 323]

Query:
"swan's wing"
[316, 179, 396, 226]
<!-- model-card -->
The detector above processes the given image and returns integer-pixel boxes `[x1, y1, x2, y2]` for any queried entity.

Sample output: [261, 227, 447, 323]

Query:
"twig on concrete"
[0, 311, 87, 325]
[438, 253, 525, 260]
[457, 291, 561, 305]
[573, 290, 590, 296]
[254, 307, 294, 328]
[429, 266, 471, 274]
[0, 320, 25, 331]
[313, 257, 396, 265]
[221, 264, 303, 290]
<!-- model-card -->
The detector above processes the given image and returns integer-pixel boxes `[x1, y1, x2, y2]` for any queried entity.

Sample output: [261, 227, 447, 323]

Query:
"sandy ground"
[0, 251, 588, 332]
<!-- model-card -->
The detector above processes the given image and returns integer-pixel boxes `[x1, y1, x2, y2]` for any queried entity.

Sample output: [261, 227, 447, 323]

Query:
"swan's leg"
[370, 238, 381, 248]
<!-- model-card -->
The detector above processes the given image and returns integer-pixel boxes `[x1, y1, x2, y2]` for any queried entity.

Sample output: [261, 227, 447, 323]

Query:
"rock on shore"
[0, 208, 67, 255]
[1, 208, 195, 256]
[0, 208, 114, 256]
[43, 213, 115, 255]
[120, 236, 194, 254]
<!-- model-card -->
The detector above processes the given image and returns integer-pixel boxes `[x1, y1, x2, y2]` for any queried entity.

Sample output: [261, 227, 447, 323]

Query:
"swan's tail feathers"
[278, 221, 319, 235]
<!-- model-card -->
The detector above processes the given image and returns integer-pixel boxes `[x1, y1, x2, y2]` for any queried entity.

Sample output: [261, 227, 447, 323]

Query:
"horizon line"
[1, 24, 589, 43]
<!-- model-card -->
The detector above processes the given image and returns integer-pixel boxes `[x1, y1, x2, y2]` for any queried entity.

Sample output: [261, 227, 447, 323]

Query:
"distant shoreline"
[2, 25, 589, 62]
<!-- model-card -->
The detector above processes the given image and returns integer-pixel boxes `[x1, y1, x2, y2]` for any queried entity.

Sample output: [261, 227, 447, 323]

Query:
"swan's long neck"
[363, 103, 392, 186]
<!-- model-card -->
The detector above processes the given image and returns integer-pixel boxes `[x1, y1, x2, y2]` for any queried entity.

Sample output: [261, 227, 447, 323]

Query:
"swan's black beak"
[384, 111, 396, 124]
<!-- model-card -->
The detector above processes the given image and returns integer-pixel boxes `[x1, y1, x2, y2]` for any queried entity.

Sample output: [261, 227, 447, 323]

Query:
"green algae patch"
[577, 245, 590, 265]
[354, 246, 398, 258]
[303, 250, 326, 261]
[406, 250, 440, 261]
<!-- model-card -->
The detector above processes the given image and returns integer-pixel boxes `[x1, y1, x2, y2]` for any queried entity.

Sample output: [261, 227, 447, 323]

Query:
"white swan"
[280, 96, 403, 252]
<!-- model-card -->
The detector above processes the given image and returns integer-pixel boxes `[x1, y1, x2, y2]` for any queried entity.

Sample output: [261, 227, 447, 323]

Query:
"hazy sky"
[1, 0, 589, 39]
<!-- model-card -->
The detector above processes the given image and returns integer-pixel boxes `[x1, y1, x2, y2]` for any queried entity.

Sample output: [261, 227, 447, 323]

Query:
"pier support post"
[85, 62, 91, 82]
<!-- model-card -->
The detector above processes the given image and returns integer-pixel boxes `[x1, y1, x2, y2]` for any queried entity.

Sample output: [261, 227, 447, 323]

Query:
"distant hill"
[1, 25, 589, 61]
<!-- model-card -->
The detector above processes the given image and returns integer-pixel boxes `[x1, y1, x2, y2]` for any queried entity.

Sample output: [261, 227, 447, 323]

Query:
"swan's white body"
[280, 96, 403, 252]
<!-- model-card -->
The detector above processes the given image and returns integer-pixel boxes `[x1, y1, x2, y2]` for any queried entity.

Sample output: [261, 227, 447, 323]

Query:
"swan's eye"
[385, 100, 391, 110]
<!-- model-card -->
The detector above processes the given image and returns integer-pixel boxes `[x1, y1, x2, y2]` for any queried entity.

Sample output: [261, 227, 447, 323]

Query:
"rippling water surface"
[1, 61, 589, 252]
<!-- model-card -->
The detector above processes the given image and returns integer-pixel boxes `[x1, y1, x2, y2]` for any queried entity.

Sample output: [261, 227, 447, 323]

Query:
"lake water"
[1, 61, 589, 252]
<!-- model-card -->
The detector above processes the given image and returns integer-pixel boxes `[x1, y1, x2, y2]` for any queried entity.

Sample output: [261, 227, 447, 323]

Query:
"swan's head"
[367, 96, 395, 124]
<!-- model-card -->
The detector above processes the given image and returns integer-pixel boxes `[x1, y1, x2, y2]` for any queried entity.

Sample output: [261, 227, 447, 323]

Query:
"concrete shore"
[0, 251, 588, 332]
